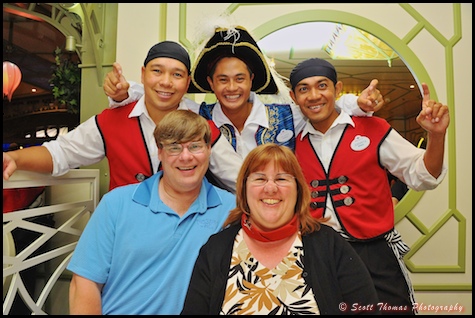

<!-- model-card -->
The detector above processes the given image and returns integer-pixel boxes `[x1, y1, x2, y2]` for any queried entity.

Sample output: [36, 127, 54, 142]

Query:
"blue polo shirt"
[67, 171, 235, 314]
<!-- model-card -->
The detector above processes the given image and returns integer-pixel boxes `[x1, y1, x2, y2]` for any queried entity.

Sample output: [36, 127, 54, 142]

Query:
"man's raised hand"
[103, 62, 130, 102]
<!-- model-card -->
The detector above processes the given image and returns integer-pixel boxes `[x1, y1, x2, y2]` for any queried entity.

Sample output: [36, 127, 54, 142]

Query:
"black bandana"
[144, 41, 191, 73]
[290, 58, 337, 90]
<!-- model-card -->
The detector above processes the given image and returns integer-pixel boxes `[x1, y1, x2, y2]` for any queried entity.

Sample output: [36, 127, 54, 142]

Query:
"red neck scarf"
[241, 213, 298, 242]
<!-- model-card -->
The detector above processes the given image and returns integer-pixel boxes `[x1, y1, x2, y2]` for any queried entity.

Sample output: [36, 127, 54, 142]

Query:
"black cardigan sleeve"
[302, 225, 380, 315]
[181, 224, 239, 315]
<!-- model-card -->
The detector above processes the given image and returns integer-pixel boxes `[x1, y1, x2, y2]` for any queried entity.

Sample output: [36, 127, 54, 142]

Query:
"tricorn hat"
[189, 26, 278, 94]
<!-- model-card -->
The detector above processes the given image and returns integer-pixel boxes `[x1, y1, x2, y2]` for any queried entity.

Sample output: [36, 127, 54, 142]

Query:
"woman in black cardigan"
[181, 144, 379, 315]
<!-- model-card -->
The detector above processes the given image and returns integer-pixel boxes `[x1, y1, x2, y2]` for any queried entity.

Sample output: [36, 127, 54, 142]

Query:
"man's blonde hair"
[154, 110, 211, 147]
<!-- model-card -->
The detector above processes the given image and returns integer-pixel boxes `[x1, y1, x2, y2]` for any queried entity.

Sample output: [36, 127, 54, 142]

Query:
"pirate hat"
[189, 26, 278, 94]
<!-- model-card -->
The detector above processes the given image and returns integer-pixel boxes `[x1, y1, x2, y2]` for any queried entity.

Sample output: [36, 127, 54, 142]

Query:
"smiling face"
[246, 161, 297, 232]
[207, 57, 254, 114]
[142, 57, 191, 113]
[158, 139, 211, 193]
[290, 76, 343, 133]
[154, 110, 212, 195]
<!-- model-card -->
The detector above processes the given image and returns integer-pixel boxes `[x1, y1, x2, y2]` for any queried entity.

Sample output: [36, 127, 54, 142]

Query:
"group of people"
[3, 25, 449, 315]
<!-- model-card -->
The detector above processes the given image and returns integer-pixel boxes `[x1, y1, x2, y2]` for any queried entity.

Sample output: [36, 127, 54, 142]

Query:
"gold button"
[338, 176, 348, 184]
[343, 197, 354, 206]
[340, 185, 349, 194]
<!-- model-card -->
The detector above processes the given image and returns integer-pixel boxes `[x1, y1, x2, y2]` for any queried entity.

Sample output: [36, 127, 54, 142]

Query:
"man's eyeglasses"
[247, 173, 296, 187]
[161, 142, 207, 156]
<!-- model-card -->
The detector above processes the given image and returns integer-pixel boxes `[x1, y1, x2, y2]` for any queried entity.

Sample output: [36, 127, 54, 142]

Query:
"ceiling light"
[322, 24, 398, 66]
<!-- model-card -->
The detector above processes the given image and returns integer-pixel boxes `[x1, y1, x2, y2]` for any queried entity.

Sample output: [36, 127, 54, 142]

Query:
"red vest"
[96, 102, 152, 190]
[295, 116, 394, 240]
[96, 102, 222, 191]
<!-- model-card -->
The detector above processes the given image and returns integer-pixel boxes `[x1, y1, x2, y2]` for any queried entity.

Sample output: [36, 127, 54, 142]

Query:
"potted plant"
[49, 47, 81, 115]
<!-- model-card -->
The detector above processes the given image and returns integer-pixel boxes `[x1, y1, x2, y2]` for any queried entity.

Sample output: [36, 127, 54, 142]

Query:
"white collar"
[299, 110, 355, 139]
[212, 92, 269, 129]
[128, 96, 198, 118]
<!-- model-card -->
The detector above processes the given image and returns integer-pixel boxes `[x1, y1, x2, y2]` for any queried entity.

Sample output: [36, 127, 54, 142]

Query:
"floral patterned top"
[220, 229, 320, 315]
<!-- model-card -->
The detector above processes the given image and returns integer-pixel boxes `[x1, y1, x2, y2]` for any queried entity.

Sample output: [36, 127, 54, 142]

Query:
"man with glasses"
[67, 110, 236, 315]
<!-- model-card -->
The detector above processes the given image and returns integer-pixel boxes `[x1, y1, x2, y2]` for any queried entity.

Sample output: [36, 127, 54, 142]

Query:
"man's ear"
[289, 90, 297, 104]
[141, 66, 145, 84]
[157, 147, 163, 162]
[335, 81, 343, 97]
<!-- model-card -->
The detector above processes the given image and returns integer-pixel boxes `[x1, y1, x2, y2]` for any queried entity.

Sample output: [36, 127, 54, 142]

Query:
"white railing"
[3, 169, 100, 315]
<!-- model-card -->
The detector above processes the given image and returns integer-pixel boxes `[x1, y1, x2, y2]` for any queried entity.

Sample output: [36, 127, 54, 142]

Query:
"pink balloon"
[3, 61, 22, 102]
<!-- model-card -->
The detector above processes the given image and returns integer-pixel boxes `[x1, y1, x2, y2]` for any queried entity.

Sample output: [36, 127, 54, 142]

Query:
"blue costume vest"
[199, 102, 296, 151]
